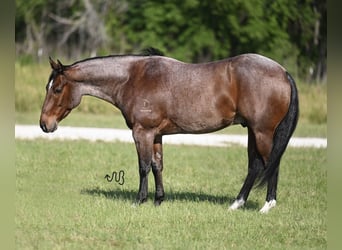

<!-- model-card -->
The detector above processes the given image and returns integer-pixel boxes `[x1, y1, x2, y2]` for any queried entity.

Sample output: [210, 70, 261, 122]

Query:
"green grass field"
[16, 139, 326, 249]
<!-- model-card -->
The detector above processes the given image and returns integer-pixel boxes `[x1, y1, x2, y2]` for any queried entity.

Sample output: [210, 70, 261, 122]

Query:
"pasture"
[16, 139, 326, 249]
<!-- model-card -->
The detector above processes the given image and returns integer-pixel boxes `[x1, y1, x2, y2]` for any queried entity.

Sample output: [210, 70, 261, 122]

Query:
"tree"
[15, 0, 326, 82]
[16, 0, 111, 60]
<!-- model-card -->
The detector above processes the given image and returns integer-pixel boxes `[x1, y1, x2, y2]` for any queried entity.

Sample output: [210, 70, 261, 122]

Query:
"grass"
[16, 139, 327, 249]
[15, 62, 327, 137]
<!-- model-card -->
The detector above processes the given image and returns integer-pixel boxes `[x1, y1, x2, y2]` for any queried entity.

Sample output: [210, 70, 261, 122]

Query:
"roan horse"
[40, 49, 298, 213]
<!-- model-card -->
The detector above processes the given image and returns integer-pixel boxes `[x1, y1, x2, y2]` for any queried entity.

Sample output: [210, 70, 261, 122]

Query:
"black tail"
[258, 72, 299, 186]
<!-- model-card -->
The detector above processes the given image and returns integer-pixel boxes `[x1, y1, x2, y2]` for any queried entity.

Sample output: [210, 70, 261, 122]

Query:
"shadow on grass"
[81, 187, 260, 210]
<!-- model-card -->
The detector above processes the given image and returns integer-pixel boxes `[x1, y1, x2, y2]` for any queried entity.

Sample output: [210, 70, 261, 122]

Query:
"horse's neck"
[66, 56, 137, 105]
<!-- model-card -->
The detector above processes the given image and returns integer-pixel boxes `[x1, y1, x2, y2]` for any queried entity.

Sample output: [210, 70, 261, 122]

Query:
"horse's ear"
[57, 59, 63, 68]
[49, 57, 58, 70]
[49, 57, 64, 72]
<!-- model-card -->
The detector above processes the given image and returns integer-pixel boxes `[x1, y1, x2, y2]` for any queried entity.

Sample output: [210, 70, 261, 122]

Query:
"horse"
[39, 50, 298, 213]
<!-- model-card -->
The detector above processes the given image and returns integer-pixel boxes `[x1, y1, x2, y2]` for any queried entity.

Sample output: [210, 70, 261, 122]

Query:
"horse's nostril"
[40, 121, 47, 132]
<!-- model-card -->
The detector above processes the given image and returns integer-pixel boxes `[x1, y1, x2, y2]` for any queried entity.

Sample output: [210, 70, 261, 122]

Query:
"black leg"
[259, 161, 279, 213]
[133, 127, 155, 204]
[266, 163, 279, 202]
[230, 128, 263, 210]
[136, 161, 151, 204]
[152, 135, 165, 205]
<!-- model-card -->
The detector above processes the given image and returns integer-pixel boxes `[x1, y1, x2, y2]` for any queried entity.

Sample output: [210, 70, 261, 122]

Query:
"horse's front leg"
[152, 135, 164, 206]
[133, 127, 155, 204]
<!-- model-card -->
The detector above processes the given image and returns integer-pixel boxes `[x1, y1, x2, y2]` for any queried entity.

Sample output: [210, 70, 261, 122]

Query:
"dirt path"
[15, 125, 327, 148]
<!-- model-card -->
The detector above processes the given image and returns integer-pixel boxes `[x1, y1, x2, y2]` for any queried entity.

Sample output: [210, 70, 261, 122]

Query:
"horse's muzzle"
[40, 120, 57, 133]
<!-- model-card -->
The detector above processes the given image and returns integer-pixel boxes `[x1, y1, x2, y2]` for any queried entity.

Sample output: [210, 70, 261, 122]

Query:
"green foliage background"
[15, 0, 326, 82]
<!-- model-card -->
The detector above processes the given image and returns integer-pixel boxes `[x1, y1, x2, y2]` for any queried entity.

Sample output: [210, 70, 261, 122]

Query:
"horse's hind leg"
[152, 135, 165, 206]
[253, 129, 279, 213]
[229, 128, 264, 210]
[259, 161, 279, 213]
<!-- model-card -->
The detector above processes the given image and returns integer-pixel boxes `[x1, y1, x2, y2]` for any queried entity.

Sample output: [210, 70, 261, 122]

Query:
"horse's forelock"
[46, 67, 65, 91]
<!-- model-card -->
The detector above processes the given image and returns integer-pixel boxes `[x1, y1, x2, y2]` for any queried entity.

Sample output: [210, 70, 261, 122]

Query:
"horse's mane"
[67, 47, 165, 67]
[139, 47, 165, 56]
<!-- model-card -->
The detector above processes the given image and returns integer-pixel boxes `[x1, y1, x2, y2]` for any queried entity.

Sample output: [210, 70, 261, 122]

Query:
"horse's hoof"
[131, 202, 139, 208]
[154, 199, 164, 206]
[228, 198, 245, 210]
[134, 197, 147, 206]
[259, 199, 276, 213]
[154, 194, 164, 206]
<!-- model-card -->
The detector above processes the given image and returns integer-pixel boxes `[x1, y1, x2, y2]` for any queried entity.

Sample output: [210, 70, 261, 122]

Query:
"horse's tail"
[258, 71, 299, 187]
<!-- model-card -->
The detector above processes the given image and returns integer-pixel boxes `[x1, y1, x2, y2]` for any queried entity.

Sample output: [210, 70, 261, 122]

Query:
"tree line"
[15, 0, 326, 82]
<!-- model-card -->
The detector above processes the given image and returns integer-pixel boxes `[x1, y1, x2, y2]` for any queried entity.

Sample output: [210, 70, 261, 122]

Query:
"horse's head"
[39, 58, 82, 133]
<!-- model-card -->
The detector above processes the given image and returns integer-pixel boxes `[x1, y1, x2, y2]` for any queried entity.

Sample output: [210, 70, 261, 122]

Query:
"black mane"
[67, 47, 165, 67]
[139, 47, 165, 56]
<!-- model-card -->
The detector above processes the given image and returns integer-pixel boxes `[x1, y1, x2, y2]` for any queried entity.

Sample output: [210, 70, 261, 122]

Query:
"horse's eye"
[54, 87, 62, 94]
